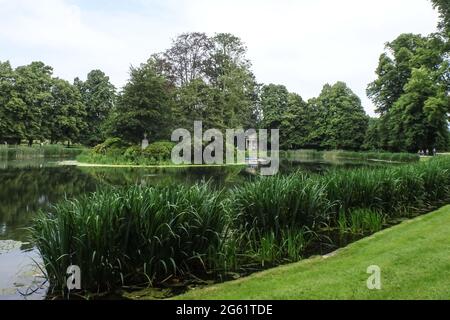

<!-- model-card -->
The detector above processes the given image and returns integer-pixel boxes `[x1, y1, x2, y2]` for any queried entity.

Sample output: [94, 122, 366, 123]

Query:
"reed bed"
[31, 156, 450, 296]
[31, 184, 228, 294]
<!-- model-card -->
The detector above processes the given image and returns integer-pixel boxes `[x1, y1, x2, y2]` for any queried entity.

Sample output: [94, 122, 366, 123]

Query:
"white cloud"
[0, 0, 440, 116]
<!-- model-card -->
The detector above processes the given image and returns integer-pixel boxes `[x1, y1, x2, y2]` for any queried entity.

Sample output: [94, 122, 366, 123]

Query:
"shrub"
[93, 138, 128, 155]
[142, 141, 175, 162]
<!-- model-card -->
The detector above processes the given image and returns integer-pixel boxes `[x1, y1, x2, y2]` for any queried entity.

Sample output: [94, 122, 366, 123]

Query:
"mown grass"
[176, 205, 450, 300]
[31, 157, 450, 297]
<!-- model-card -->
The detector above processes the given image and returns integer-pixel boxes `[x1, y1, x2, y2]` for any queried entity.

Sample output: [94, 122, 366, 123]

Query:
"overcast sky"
[0, 0, 441, 116]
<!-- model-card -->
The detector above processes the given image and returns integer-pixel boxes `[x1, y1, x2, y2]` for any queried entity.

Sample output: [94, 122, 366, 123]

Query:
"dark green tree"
[108, 61, 173, 144]
[313, 82, 369, 150]
[75, 70, 116, 146]
[47, 78, 86, 145]
[367, 33, 449, 152]
[432, 0, 450, 35]
[283, 93, 311, 149]
[259, 84, 289, 130]
[0, 61, 26, 144]
[14, 62, 54, 145]
[387, 67, 449, 151]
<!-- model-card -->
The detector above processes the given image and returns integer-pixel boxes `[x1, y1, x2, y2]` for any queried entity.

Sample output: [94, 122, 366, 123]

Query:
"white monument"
[141, 134, 149, 150]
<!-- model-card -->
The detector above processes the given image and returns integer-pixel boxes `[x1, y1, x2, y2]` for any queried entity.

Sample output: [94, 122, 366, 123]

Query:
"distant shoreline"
[58, 160, 247, 169]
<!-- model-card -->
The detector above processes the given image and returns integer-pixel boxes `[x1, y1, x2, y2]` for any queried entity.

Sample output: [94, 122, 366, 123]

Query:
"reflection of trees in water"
[80, 165, 246, 190]
[0, 167, 99, 241]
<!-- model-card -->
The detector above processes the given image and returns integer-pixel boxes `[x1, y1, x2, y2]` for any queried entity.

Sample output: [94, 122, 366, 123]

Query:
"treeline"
[107, 33, 370, 150]
[1, 1, 448, 152]
[0, 63, 115, 146]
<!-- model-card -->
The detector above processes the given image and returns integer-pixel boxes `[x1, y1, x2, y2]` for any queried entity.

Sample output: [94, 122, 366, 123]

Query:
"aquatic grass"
[31, 184, 229, 295]
[338, 209, 385, 235]
[231, 172, 332, 238]
[243, 228, 314, 268]
[31, 156, 450, 296]
[322, 158, 450, 217]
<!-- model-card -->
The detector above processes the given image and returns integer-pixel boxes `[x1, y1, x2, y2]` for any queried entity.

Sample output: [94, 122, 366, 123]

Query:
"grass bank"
[31, 157, 450, 297]
[176, 205, 450, 300]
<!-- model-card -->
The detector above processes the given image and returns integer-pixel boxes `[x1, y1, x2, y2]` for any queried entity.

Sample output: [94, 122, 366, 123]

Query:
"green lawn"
[177, 205, 450, 300]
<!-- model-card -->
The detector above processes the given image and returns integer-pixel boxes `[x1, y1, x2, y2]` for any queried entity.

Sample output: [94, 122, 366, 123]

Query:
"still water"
[0, 154, 383, 300]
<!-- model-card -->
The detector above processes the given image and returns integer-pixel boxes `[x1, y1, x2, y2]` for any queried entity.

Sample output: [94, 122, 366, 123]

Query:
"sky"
[0, 0, 441, 116]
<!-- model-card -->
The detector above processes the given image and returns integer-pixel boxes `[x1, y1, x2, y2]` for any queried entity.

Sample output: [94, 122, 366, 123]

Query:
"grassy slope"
[177, 205, 450, 300]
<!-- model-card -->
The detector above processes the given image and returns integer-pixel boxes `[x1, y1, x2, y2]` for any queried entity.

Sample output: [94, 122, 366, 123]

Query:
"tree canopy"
[367, 32, 449, 152]
[1, 1, 448, 153]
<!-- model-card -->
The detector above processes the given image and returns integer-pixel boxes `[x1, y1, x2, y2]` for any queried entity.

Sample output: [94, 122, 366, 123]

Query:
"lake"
[0, 153, 385, 300]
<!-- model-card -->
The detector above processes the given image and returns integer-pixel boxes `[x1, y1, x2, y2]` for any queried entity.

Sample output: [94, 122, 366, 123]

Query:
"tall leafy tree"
[387, 67, 449, 151]
[259, 84, 289, 130]
[14, 62, 53, 145]
[432, 0, 450, 35]
[0, 61, 26, 144]
[47, 78, 86, 145]
[174, 78, 216, 129]
[160, 32, 213, 86]
[109, 61, 173, 144]
[283, 93, 310, 149]
[75, 70, 116, 146]
[363, 118, 382, 150]
[367, 32, 449, 152]
[259, 84, 296, 149]
[313, 82, 369, 150]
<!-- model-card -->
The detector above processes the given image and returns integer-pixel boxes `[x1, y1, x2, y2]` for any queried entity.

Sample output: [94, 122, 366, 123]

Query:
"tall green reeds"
[31, 184, 228, 294]
[31, 156, 450, 296]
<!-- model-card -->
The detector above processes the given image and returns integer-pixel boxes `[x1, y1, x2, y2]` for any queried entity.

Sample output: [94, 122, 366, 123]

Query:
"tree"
[367, 34, 441, 115]
[47, 78, 86, 145]
[160, 32, 213, 86]
[367, 33, 449, 152]
[76, 70, 116, 146]
[109, 61, 173, 144]
[0, 61, 25, 144]
[259, 84, 290, 130]
[14, 62, 54, 145]
[387, 67, 449, 151]
[363, 118, 382, 150]
[259, 84, 304, 150]
[312, 82, 369, 150]
[431, 0, 450, 35]
[174, 78, 216, 129]
[153, 33, 260, 132]
[283, 93, 310, 149]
